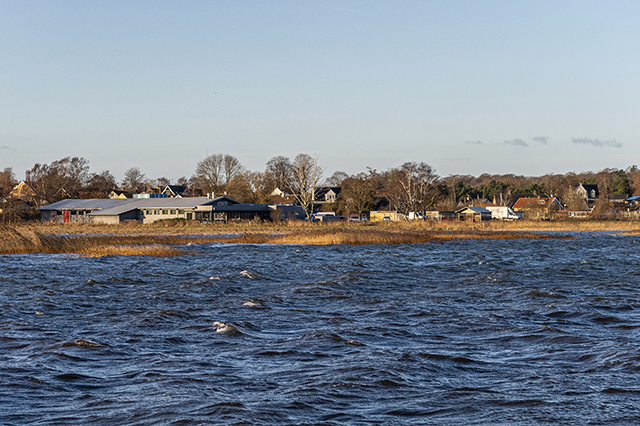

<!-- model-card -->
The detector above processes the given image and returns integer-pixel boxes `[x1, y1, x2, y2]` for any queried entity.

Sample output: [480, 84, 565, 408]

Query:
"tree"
[0, 167, 15, 198]
[611, 169, 631, 195]
[325, 171, 349, 187]
[194, 154, 244, 194]
[287, 154, 324, 219]
[25, 156, 90, 203]
[264, 155, 292, 191]
[122, 167, 149, 191]
[383, 162, 438, 217]
[156, 177, 171, 188]
[85, 170, 117, 198]
[339, 173, 376, 217]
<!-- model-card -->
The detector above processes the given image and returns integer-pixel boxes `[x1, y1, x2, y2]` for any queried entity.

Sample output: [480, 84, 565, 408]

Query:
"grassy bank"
[11, 218, 640, 237]
[1, 222, 574, 256]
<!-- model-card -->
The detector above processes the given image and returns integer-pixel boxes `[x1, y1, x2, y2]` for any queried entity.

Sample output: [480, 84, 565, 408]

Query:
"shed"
[456, 206, 492, 222]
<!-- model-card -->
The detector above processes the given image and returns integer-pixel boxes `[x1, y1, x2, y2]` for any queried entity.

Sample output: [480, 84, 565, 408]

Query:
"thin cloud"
[503, 138, 528, 147]
[532, 136, 549, 145]
[572, 137, 622, 148]
[464, 140, 482, 145]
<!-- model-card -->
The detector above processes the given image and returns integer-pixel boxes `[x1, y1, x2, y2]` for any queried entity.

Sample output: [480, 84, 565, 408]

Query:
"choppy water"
[3, 233, 640, 425]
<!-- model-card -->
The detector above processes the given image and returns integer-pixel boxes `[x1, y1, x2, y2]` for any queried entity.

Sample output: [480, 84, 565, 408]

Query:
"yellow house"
[369, 211, 408, 222]
[9, 181, 36, 200]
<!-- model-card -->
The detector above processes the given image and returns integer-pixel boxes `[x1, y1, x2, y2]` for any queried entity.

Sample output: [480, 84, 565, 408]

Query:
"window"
[170, 210, 176, 215]
[162, 210, 168, 215]
[218, 201, 228, 206]
[178, 209, 184, 214]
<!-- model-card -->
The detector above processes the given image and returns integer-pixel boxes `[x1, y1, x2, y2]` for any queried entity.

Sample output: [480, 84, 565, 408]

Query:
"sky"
[1, 0, 639, 183]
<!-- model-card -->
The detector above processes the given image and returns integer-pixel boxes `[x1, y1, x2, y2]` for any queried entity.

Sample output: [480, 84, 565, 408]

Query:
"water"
[2, 234, 640, 425]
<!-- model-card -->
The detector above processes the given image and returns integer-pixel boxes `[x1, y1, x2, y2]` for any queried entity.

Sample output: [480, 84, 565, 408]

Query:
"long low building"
[39, 196, 305, 224]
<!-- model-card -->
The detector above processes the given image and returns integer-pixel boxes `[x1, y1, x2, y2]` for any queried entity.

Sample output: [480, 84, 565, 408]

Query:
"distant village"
[1, 154, 639, 224]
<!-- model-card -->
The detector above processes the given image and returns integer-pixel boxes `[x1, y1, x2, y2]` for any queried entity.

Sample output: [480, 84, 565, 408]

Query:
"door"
[64, 211, 70, 223]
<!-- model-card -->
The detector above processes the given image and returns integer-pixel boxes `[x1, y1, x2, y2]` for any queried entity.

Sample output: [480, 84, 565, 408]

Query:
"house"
[268, 187, 297, 204]
[314, 187, 341, 204]
[162, 185, 186, 198]
[456, 206, 492, 222]
[9, 181, 36, 202]
[39, 195, 305, 224]
[108, 190, 132, 199]
[191, 197, 272, 222]
[609, 194, 627, 204]
[369, 211, 407, 222]
[270, 187, 289, 197]
[512, 196, 563, 220]
[577, 184, 599, 205]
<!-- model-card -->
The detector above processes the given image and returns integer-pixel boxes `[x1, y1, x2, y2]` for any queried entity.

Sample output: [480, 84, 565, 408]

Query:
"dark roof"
[456, 206, 491, 214]
[163, 185, 186, 195]
[579, 184, 599, 197]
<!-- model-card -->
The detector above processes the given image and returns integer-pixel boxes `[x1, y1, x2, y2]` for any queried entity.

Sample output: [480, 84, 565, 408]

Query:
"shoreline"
[1, 220, 627, 256]
[10, 218, 640, 236]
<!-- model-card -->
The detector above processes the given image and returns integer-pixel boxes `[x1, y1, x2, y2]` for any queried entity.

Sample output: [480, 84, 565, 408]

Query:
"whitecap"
[212, 321, 236, 333]
[243, 301, 260, 306]
[240, 270, 258, 279]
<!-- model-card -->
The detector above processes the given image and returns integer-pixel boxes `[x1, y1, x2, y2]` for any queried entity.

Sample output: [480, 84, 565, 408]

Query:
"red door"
[64, 211, 70, 223]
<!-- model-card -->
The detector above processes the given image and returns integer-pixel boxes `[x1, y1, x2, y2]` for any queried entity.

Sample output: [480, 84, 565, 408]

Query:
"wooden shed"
[456, 206, 492, 222]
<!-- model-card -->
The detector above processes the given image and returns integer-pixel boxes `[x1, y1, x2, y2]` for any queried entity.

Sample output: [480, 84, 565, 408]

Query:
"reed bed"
[0, 223, 574, 256]
[20, 218, 640, 238]
[0, 225, 195, 257]
[222, 228, 568, 246]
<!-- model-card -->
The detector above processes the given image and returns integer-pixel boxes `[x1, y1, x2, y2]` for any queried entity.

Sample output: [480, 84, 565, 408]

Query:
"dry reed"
[0, 222, 577, 256]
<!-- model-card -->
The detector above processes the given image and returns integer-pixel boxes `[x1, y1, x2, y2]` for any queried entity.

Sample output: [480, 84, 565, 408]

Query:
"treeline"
[0, 154, 637, 219]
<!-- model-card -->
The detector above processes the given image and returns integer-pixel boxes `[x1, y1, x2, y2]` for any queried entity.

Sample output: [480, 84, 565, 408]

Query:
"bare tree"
[86, 170, 117, 198]
[222, 155, 244, 187]
[287, 154, 324, 219]
[156, 177, 171, 188]
[340, 173, 376, 217]
[195, 154, 223, 193]
[122, 167, 149, 191]
[26, 156, 90, 203]
[195, 154, 244, 194]
[324, 171, 349, 187]
[383, 162, 438, 217]
[0, 167, 16, 198]
[265, 156, 292, 191]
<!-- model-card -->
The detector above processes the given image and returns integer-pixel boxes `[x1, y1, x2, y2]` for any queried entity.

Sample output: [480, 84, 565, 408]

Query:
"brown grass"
[0, 224, 570, 256]
[219, 228, 568, 245]
[0, 220, 586, 256]
[0, 224, 190, 257]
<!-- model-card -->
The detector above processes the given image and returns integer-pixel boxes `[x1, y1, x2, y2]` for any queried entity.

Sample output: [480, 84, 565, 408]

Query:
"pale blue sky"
[1, 0, 639, 182]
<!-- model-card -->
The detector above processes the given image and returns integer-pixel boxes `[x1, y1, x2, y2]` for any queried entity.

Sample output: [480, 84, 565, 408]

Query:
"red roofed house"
[512, 196, 563, 220]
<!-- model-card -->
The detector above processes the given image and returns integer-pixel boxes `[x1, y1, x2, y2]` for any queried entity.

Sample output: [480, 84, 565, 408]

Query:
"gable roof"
[9, 181, 36, 198]
[314, 187, 342, 197]
[456, 206, 491, 214]
[162, 185, 186, 196]
[512, 197, 560, 210]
